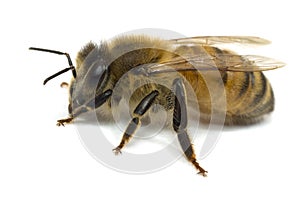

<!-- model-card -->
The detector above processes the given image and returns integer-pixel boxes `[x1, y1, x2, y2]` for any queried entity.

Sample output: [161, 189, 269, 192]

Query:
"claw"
[112, 147, 122, 155]
[197, 170, 208, 177]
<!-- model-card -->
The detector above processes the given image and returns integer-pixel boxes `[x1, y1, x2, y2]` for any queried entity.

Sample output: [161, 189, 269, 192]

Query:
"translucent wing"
[143, 54, 285, 74]
[170, 36, 271, 46]
[139, 36, 284, 75]
[222, 55, 285, 71]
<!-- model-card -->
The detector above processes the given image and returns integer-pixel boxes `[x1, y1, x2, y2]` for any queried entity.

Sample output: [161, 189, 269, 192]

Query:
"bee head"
[68, 42, 112, 117]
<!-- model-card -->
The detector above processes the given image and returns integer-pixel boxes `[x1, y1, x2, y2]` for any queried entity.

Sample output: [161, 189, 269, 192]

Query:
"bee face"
[68, 44, 111, 117]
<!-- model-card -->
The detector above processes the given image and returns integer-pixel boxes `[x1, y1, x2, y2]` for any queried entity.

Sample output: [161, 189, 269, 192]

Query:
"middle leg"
[112, 90, 159, 154]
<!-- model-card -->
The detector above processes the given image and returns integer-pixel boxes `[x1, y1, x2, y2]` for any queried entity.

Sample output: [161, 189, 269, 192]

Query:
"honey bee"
[29, 35, 284, 176]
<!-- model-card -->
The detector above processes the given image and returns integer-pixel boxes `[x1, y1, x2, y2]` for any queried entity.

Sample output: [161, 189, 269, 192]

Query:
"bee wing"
[223, 55, 285, 71]
[144, 54, 285, 74]
[170, 36, 271, 46]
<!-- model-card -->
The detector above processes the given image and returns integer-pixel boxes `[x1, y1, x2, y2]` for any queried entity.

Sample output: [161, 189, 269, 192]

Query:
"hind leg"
[172, 78, 207, 176]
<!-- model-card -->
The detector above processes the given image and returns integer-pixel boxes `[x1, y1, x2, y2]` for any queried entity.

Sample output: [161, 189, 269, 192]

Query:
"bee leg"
[57, 117, 73, 126]
[112, 117, 141, 155]
[172, 78, 207, 177]
[112, 90, 159, 155]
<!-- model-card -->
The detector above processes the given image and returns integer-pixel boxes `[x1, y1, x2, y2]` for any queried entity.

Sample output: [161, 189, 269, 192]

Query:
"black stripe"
[251, 84, 274, 116]
[250, 72, 267, 107]
[222, 72, 228, 85]
[249, 72, 255, 87]
[238, 72, 250, 97]
[254, 94, 274, 115]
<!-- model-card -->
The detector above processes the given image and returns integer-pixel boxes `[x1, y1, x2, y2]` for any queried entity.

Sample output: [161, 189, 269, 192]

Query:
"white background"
[1, 0, 299, 199]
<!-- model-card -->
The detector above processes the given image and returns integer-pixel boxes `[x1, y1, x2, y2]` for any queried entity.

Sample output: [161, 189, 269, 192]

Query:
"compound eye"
[85, 62, 108, 91]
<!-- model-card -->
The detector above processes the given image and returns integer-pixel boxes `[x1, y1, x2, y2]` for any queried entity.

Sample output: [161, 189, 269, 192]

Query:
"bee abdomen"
[225, 72, 274, 125]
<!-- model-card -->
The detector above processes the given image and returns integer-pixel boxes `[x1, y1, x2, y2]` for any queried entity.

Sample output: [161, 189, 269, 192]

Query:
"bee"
[29, 35, 284, 176]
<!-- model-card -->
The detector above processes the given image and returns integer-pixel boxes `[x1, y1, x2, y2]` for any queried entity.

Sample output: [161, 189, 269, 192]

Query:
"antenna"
[29, 47, 77, 85]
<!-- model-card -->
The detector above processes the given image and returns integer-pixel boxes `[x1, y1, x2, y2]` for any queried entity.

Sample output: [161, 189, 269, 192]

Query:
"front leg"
[112, 90, 159, 155]
[172, 78, 207, 177]
[57, 117, 73, 126]
[57, 90, 113, 127]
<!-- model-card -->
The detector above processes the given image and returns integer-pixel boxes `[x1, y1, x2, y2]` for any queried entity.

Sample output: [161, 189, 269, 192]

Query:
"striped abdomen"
[223, 71, 274, 125]
[180, 45, 275, 125]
